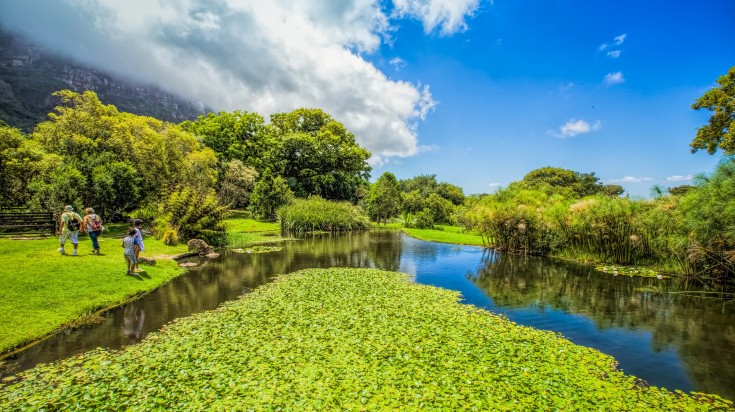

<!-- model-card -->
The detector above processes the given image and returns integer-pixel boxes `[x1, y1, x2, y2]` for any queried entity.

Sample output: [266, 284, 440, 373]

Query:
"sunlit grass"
[403, 226, 487, 246]
[0, 230, 187, 354]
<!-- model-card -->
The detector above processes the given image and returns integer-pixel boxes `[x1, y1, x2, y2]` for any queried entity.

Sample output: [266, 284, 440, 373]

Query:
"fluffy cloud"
[392, 0, 481, 35]
[604, 71, 625, 85]
[666, 174, 694, 182]
[608, 176, 653, 183]
[0, 0, 477, 162]
[548, 119, 601, 138]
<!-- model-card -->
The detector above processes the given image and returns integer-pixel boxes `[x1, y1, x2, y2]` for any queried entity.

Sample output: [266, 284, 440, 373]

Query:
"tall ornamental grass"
[278, 196, 369, 233]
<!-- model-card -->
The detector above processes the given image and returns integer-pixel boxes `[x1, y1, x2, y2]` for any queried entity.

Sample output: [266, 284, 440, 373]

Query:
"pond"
[3, 231, 734, 401]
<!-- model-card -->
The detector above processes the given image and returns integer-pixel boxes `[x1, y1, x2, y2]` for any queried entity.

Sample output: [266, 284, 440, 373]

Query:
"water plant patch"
[596, 265, 663, 278]
[0, 268, 729, 410]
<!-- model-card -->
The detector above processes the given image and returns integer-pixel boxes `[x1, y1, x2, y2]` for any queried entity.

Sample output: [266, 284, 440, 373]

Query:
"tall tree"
[180, 110, 267, 168]
[690, 66, 735, 155]
[522, 166, 605, 198]
[265, 108, 371, 202]
[366, 172, 402, 224]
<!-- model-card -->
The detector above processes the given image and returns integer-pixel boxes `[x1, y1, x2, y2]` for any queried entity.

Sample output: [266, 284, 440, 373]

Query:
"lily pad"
[595, 265, 664, 278]
[231, 245, 283, 254]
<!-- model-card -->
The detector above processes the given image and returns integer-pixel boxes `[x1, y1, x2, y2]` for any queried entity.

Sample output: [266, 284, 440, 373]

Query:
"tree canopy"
[691, 66, 735, 155]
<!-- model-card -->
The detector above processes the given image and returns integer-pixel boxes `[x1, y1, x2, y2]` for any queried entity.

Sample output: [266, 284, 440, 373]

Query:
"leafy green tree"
[29, 90, 218, 217]
[690, 66, 735, 155]
[0, 125, 51, 208]
[250, 168, 293, 220]
[425, 193, 455, 225]
[265, 108, 371, 202]
[366, 172, 402, 224]
[668, 185, 693, 196]
[218, 159, 258, 208]
[181, 110, 267, 168]
[436, 182, 465, 205]
[402, 190, 425, 214]
[522, 166, 604, 197]
[601, 184, 625, 197]
[399, 174, 439, 197]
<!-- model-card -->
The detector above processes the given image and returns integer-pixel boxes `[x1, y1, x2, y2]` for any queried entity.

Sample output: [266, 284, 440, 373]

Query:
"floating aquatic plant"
[0, 268, 729, 410]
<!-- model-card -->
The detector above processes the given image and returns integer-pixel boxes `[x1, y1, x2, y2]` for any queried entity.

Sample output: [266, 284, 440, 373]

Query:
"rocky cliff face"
[0, 30, 206, 132]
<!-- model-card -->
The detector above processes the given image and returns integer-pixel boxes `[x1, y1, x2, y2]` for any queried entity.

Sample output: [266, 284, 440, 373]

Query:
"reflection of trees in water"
[470, 251, 735, 400]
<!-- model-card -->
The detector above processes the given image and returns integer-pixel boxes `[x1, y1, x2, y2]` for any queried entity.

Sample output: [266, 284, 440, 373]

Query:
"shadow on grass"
[126, 271, 150, 280]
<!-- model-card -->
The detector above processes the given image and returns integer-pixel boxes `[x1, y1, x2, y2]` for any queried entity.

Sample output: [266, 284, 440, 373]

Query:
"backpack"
[66, 213, 81, 231]
[89, 214, 103, 231]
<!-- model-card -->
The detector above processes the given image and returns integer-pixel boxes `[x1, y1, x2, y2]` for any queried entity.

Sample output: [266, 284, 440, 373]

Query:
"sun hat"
[64, 205, 73, 212]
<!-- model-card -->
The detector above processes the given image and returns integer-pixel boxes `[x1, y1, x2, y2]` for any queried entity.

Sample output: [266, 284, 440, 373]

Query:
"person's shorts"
[124, 253, 137, 264]
[59, 230, 79, 244]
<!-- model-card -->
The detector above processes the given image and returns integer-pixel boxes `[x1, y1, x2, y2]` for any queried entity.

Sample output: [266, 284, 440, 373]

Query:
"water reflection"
[2, 232, 733, 401]
[468, 250, 735, 401]
[122, 304, 145, 340]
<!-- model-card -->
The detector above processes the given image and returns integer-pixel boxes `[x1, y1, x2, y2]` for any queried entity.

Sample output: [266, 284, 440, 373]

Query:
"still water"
[3, 231, 734, 400]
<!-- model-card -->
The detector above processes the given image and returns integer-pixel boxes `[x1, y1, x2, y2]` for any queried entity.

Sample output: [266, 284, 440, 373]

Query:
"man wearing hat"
[58, 205, 83, 256]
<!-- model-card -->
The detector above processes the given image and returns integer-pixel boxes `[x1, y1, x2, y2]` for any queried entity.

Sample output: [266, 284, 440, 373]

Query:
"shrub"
[278, 196, 369, 233]
[413, 209, 435, 229]
[138, 187, 230, 246]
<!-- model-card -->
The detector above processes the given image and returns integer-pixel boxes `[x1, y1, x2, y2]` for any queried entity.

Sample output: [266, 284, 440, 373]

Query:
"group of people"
[57, 205, 104, 256]
[57, 205, 145, 275]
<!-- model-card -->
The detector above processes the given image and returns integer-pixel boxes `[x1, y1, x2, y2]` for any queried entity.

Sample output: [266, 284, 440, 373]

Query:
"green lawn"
[224, 217, 289, 247]
[1, 268, 729, 410]
[0, 228, 188, 354]
[0, 217, 284, 354]
[403, 226, 488, 246]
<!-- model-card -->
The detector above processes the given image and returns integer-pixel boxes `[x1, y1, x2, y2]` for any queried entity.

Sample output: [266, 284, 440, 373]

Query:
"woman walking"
[83, 208, 104, 254]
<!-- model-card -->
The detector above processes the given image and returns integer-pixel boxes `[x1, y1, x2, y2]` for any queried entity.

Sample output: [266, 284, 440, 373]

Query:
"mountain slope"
[0, 29, 206, 131]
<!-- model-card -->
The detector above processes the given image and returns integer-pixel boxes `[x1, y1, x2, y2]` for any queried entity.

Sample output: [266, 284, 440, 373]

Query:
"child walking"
[132, 219, 145, 272]
[122, 228, 141, 276]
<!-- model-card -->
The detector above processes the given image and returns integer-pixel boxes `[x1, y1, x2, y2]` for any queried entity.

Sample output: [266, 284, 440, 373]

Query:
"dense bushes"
[278, 196, 369, 233]
[461, 159, 735, 281]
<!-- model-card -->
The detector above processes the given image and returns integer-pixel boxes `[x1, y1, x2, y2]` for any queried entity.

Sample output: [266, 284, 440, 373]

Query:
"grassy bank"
[0, 216, 284, 355]
[0, 226, 188, 354]
[1, 268, 729, 410]
[403, 225, 487, 246]
[224, 217, 288, 247]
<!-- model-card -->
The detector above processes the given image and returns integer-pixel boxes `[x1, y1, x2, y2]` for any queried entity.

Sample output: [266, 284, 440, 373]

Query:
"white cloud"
[666, 175, 694, 182]
[391, 0, 481, 35]
[599, 33, 626, 52]
[488, 182, 501, 187]
[608, 176, 653, 183]
[548, 119, 601, 138]
[0, 0, 478, 162]
[607, 50, 621, 58]
[389, 57, 407, 71]
[604, 71, 625, 85]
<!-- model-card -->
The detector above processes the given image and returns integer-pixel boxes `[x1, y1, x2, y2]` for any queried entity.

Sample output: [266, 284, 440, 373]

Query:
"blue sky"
[371, 0, 734, 196]
[1, 0, 733, 197]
